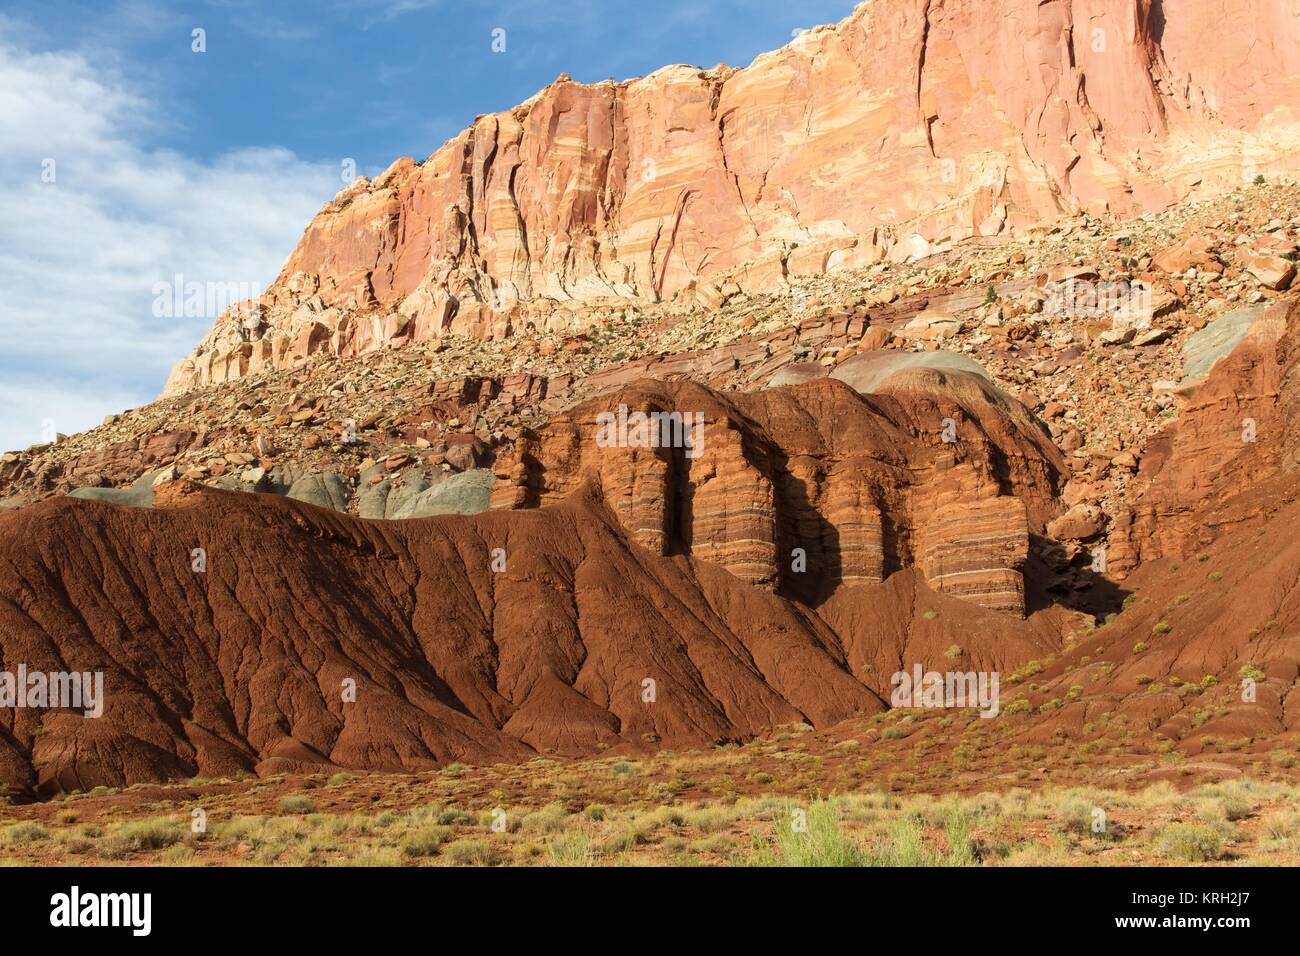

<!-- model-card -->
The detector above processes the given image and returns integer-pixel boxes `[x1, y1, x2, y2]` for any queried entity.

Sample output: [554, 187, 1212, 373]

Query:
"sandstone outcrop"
[164, 0, 1300, 394]
[491, 374, 1062, 614]
[1111, 299, 1298, 569]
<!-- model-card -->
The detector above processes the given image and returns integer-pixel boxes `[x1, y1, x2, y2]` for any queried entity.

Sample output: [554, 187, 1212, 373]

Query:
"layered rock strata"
[164, 0, 1300, 394]
[491, 374, 1063, 614]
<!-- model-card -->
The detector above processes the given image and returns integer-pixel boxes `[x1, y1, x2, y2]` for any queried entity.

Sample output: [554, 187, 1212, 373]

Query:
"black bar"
[0, 865, 1282, 942]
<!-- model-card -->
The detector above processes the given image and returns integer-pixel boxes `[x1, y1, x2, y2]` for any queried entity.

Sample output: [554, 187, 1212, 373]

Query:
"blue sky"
[0, 0, 856, 453]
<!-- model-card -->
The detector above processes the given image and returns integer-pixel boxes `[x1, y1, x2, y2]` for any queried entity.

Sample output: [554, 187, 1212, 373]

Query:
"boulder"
[286, 473, 353, 512]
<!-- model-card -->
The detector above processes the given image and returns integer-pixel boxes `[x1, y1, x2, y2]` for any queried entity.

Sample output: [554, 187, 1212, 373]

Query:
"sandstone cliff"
[164, 0, 1300, 394]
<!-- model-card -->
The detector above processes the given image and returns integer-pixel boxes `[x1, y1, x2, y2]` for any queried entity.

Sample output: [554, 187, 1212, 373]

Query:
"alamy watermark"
[50, 886, 150, 936]
[595, 404, 706, 459]
[1043, 278, 1152, 327]
[890, 664, 1000, 718]
[0, 666, 104, 718]
[151, 274, 264, 320]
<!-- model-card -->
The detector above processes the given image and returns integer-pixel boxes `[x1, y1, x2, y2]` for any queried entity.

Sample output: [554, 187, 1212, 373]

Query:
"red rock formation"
[491, 374, 1063, 614]
[1111, 299, 1298, 569]
[0, 481, 1070, 795]
[20, 309, 1300, 789]
[164, 0, 1300, 394]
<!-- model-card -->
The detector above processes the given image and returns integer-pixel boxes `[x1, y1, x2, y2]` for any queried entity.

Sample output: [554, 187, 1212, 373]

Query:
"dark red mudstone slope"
[0, 479, 1067, 795]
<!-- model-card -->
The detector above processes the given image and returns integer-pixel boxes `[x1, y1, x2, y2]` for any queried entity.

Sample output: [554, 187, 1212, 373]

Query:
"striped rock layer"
[491, 375, 1064, 615]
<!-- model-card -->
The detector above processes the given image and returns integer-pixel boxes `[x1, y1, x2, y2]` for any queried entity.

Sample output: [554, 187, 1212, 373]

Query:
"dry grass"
[0, 758, 1297, 866]
[3, 711, 1299, 867]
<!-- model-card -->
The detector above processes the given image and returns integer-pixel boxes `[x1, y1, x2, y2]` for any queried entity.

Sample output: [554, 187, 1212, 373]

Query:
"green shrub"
[112, 817, 182, 851]
[522, 803, 570, 835]
[400, 826, 451, 858]
[747, 800, 974, 867]
[0, 821, 49, 846]
[1212, 796, 1252, 822]
[547, 833, 592, 866]
[436, 807, 472, 826]
[1154, 823, 1222, 862]
[444, 839, 501, 866]
[278, 795, 315, 815]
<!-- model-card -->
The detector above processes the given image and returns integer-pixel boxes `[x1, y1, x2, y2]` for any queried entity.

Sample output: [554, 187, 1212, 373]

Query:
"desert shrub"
[0, 821, 49, 846]
[1057, 797, 1096, 835]
[436, 806, 473, 826]
[111, 817, 182, 851]
[278, 795, 315, 815]
[683, 805, 736, 833]
[159, 845, 197, 865]
[969, 792, 1004, 818]
[547, 833, 592, 866]
[1008, 660, 1043, 683]
[939, 810, 975, 865]
[751, 800, 869, 866]
[745, 799, 973, 867]
[333, 847, 401, 867]
[1261, 811, 1300, 845]
[1154, 823, 1222, 862]
[58, 833, 95, 855]
[522, 803, 569, 835]
[400, 826, 451, 858]
[1212, 796, 1252, 822]
[444, 839, 501, 866]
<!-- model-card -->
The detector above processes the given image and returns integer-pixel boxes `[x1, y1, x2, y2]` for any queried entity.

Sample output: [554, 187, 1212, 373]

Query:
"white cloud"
[0, 31, 339, 453]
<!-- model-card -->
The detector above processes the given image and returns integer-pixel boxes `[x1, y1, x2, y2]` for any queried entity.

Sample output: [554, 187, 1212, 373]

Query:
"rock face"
[1111, 299, 1298, 570]
[491, 374, 1063, 614]
[164, 0, 1300, 394]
